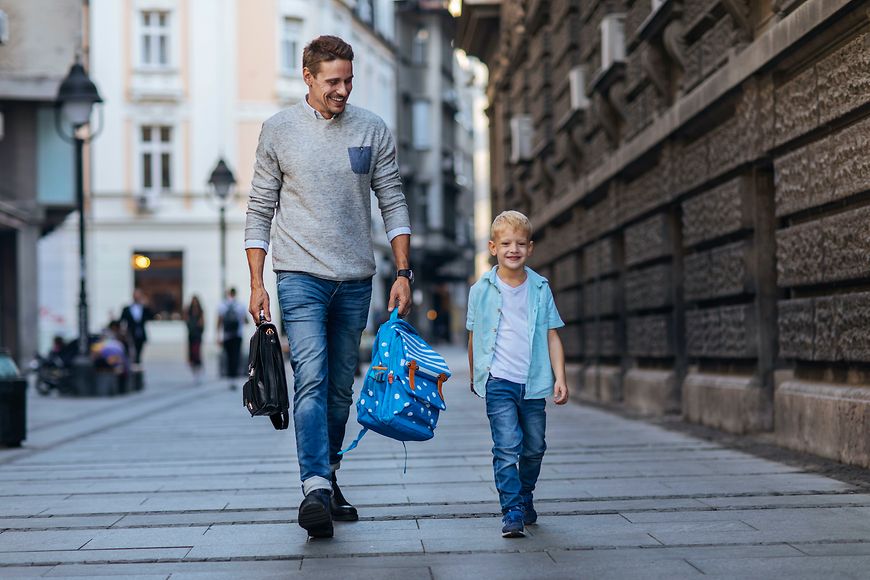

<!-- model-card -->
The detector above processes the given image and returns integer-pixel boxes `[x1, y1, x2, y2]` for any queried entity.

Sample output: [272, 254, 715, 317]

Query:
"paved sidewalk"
[1, 346, 869, 579]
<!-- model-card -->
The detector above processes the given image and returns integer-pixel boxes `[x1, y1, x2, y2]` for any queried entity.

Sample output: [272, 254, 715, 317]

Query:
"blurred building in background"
[0, 0, 84, 365]
[395, 0, 479, 343]
[457, 0, 870, 468]
[39, 0, 400, 354]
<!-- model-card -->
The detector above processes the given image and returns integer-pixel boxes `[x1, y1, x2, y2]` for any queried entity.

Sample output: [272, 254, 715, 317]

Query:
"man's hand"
[249, 286, 271, 324]
[553, 380, 569, 405]
[388, 277, 411, 316]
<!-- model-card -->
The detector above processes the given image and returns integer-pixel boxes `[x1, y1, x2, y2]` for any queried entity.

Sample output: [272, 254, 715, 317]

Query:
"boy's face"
[489, 226, 533, 272]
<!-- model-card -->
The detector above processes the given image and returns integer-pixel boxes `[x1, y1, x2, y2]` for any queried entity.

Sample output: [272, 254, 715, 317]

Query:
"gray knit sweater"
[244, 101, 410, 281]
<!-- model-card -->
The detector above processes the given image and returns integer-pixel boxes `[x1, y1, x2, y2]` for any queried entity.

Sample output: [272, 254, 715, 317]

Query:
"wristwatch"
[397, 269, 414, 285]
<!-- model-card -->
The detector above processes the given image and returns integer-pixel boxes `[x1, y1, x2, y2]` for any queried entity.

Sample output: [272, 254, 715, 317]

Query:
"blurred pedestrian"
[217, 288, 244, 389]
[245, 35, 411, 538]
[185, 295, 205, 383]
[120, 289, 154, 365]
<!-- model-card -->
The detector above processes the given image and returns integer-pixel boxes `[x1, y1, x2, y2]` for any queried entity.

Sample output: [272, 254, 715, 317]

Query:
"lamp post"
[208, 158, 236, 297]
[55, 60, 103, 396]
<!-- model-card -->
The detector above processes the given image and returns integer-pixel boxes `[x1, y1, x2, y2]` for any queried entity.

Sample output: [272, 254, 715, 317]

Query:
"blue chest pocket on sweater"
[348, 146, 372, 174]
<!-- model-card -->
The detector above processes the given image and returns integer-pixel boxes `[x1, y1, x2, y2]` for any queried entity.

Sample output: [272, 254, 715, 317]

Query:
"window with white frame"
[412, 99, 430, 150]
[281, 17, 303, 75]
[140, 126, 172, 193]
[140, 11, 170, 67]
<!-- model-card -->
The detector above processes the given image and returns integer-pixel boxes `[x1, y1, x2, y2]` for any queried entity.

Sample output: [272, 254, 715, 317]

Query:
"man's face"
[303, 59, 353, 119]
[488, 226, 533, 272]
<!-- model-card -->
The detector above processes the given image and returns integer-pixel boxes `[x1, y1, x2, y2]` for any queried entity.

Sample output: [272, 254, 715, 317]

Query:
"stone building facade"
[456, 0, 870, 468]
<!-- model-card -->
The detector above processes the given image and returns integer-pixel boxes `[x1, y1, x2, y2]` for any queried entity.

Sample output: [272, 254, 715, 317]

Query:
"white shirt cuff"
[386, 227, 411, 242]
[245, 239, 269, 253]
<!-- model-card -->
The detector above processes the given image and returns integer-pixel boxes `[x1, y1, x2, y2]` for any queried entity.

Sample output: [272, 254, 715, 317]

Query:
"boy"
[466, 210, 569, 538]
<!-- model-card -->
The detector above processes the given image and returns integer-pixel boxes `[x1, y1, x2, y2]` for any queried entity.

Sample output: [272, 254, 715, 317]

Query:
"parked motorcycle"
[28, 335, 116, 396]
[29, 339, 78, 396]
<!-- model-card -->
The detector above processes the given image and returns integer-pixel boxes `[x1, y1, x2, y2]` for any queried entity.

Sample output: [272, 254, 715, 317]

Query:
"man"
[245, 35, 412, 539]
[217, 287, 245, 388]
[119, 289, 154, 364]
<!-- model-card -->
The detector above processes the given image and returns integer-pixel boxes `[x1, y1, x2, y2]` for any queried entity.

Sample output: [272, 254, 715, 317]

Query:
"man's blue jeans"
[276, 272, 372, 495]
[485, 376, 547, 513]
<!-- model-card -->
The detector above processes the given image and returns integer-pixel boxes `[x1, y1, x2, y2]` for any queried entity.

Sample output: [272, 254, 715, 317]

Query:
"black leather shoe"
[331, 473, 359, 521]
[298, 489, 333, 538]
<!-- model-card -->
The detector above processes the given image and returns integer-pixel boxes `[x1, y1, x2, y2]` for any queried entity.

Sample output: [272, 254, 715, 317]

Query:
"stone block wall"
[465, 0, 870, 468]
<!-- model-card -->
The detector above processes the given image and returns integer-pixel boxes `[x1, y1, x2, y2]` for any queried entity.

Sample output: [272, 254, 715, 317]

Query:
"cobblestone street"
[0, 347, 869, 579]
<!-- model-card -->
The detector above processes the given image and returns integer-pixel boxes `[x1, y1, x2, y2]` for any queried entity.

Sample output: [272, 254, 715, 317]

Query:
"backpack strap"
[337, 427, 368, 456]
[408, 360, 418, 391]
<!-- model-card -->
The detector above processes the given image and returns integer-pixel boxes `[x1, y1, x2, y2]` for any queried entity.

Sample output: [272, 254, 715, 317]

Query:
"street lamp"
[55, 59, 103, 396]
[208, 158, 236, 297]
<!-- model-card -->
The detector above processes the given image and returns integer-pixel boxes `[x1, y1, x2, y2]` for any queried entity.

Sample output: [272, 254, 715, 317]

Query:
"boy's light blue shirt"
[466, 266, 564, 399]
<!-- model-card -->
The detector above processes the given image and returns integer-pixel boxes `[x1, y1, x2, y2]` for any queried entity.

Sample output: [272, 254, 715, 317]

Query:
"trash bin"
[0, 350, 26, 448]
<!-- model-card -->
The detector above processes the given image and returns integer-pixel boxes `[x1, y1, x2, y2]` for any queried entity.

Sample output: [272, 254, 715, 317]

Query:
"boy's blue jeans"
[276, 272, 372, 495]
[485, 376, 547, 513]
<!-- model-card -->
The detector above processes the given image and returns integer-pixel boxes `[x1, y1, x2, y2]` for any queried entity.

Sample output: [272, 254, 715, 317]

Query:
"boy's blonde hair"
[490, 210, 533, 240]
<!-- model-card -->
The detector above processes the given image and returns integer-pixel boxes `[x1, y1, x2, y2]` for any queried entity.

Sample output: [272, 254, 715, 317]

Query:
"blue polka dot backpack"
[339, 308, 450, 461]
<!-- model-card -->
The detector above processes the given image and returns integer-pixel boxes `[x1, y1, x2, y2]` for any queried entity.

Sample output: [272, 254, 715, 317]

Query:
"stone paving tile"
[112, 510, 290, 528]
[649, 526, 870, 547]
[0, 565, 53, 577]
[698, 493, 870, 509]
[547, 543, 805, 563]
[36, 497, 152, 517]
[0, 515, 123, 530]
[0, 530, 96, 551]
[46, 575, 168, 580]
[184, 538, 424, 559]
[0, 547, 190, 566]
[790, 541, 870, 556]
[45, 560, 299, 576]
[423, 526, 662, 553]
[434, 558, 701, 580]
[689, 554, 870, 577]
[82, 526, 209, 549]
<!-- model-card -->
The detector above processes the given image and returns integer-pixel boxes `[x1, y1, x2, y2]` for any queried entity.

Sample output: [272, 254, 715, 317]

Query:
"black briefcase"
[242, 320, 290, 430]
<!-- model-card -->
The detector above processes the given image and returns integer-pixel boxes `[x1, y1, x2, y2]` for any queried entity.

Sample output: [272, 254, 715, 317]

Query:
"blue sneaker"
[501, 507, 525, 538]
[521, 496, 537, 525]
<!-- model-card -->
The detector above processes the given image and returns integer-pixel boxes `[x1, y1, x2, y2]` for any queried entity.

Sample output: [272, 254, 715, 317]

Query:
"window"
[132, 250, 183, 320]
[140, 11, 170, 67]
[412, 100, 430, 150]
[412, 26, 429, 65]
[140, 125, 172, 193]
[281, 17, 303, 74]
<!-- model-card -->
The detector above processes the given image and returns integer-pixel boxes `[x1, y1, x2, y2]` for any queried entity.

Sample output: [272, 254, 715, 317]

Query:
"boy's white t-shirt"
[489, 274, 531, 384]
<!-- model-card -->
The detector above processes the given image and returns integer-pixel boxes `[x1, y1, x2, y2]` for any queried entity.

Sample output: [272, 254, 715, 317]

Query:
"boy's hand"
[469, 382, 475, 394]
[553, 381, 569, 405]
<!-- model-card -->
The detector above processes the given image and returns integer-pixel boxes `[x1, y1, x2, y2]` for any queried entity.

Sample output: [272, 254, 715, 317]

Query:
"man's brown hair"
[302, 35, 354, 76]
